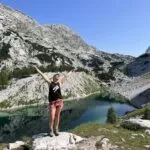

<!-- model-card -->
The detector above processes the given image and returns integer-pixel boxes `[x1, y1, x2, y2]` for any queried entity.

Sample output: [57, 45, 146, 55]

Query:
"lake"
[0, 95, 135, 142]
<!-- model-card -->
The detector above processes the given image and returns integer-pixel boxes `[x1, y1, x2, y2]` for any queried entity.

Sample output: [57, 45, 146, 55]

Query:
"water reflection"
[0, 96, 135, 142]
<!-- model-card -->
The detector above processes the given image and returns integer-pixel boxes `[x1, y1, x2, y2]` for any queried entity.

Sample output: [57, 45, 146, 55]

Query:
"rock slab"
[32, 132, 84, 150]
[9, 141, 25, 149]
[126, 118, 150, 128]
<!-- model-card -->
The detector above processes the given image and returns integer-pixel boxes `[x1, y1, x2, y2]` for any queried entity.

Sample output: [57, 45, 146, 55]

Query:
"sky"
[0, 0, 150, 57]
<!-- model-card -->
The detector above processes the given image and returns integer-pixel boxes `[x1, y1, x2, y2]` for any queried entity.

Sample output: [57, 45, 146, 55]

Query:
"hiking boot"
[54, 128, 59, 136]
[49, 128, 54, 137]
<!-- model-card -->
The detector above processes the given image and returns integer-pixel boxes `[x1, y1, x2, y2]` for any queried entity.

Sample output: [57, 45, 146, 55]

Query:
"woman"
[32, 65, 73, 137]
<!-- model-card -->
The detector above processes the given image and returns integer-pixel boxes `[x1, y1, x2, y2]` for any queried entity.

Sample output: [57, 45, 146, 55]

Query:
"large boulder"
[5, 132, 119, 150]
[8, 141, 26, 150]
[122, 118, 150, 130]
[32, 132, 83, 150]
[32, 132, 118, 150]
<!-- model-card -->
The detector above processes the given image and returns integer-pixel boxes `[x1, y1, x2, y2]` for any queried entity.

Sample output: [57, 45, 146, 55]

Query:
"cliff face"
[126, 54, 150, 77]
[0, 3, 133, 72]
[0, 72, 102, 109]
[0, 3, 94, 70]
[0, 3, 149, 109]
[121, 51, 150, 107]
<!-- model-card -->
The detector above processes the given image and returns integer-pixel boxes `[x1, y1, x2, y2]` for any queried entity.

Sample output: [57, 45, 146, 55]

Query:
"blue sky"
[0, 0, 150, 57]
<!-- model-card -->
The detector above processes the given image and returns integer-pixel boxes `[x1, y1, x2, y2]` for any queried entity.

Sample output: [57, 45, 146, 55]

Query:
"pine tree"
[107, 106, 117, 124]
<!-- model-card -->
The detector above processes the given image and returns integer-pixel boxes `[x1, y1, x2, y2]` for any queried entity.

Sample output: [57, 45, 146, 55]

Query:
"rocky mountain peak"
[0, 2, 134, 73]
[146, 46, 150, 54]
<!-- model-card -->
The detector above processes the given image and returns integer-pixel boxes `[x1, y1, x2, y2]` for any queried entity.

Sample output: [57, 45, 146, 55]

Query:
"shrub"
[0, 70, 9, 90]
[12, 66, 36, 79]
[96, 72, 115, 82]
[88, 57, 104, 68]
[138, 53, 149, 58]
[0, 43, 11, 60]
[143, 108, 150, 120]
[35, 54, 53, 63]
[121, 121, 144, 131]
[106, 107, 117, 124]
[110, 61, 124, 67]
[0, 100, 11, 108]
[75, 67, 89, 74]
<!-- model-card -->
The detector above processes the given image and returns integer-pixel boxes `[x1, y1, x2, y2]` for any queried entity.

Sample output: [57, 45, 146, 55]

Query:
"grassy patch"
[141, 72, 150, 79]
[0, 100, 11, 108]
[123, 105, 150, 119]
[20, 135, 32, 145]
[84, 79, 100, 94]
[99, 87, 129, 103]
[121, 121, 147, 131]
[70, 123, 150, 150]
[0, 143, 7, 150]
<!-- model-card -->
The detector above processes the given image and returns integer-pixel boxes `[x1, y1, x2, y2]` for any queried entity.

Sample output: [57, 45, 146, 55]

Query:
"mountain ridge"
[0, 3, 149, 109]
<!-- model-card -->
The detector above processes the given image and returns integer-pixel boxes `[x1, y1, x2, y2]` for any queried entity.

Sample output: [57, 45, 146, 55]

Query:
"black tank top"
[48, 82, 62, 102]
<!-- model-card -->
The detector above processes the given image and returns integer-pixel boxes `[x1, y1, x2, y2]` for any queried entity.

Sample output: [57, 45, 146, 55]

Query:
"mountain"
[0, 3, 149, 109]
[0, 3, 133, 72]
[146, 46, 150, 54]
[126, 53, 150, 77]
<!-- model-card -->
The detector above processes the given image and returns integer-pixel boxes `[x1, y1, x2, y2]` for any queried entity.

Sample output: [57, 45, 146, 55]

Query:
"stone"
[145, 129, 150, 135]
[131, 133, 145, 138]
[9, 141, 25, 150]
[121, 138, 125, 142]
[32, 132, 84, 150]
[95, 137, 118, 150]
[7, 132, 119, 150]
[112, 130, 118, 134]
[100, 138, 110, 149]
[125, 118, 150, 129]
[144, 145, 150, 149]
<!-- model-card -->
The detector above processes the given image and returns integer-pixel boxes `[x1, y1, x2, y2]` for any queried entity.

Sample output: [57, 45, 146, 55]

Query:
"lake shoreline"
[0, 91, 102, 112]
[0, 90, 132, 113]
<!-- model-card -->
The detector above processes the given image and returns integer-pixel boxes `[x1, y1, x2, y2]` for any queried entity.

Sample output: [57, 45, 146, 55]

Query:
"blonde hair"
[53, 73, 60, 80]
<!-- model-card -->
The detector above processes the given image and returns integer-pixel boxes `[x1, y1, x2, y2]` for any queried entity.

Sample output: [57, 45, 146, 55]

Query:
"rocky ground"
[1, 105, 150, 150]
[1, 121, 150, 150]
[1, 132, 120, 150]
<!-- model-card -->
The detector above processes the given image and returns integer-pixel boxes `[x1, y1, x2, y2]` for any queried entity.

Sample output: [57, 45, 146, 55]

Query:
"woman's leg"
[49, 106, 56, 136]
[54, 101, 63, 135]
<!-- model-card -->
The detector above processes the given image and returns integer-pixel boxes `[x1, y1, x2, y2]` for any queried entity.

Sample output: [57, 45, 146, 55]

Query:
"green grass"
[141, 72, 150, 79]
[98, 87, 129, 103]
[0, 143, 7, 150]
[123, 105, 150, 119]
[70, 123, 150, 150]
[0, 100, 11, 108]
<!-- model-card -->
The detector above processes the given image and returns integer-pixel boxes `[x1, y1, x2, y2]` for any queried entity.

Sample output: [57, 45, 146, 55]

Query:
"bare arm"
[32, 65, 51, 83]
[59, 70, 74, 86]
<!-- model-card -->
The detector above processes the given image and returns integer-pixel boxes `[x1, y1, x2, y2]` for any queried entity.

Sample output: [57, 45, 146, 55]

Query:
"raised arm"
[32, 65, 51, 83]
[59, 70, 74, 86]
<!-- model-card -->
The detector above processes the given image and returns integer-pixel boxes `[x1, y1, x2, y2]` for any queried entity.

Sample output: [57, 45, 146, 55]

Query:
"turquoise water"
[0, 96, 135, 142]
[66, 99, 135, 129]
